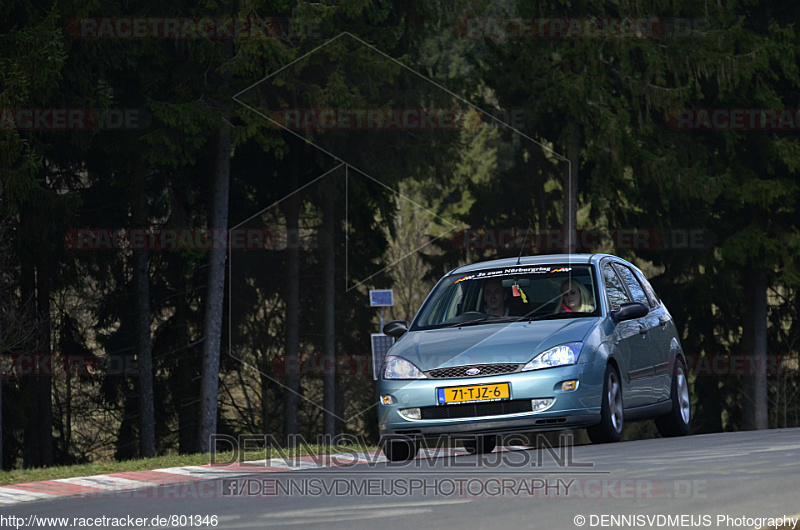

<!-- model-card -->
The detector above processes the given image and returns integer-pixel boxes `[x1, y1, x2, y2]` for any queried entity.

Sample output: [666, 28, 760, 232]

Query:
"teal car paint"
[376, 254, 691, 461]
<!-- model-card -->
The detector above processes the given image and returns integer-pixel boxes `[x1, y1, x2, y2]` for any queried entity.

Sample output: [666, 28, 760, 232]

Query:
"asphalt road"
[3, 428, 800, 530]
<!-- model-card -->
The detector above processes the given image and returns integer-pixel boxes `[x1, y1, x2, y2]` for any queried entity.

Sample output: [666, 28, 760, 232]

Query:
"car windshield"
[411, 264, 600, 331]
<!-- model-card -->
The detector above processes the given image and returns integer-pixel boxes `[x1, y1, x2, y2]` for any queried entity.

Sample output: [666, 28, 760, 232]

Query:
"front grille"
[426, 364, 520, 379]
[420, 399, 533, 420]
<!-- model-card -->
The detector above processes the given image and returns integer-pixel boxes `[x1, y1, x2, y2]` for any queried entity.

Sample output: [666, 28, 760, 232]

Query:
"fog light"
[531, 398, 555, 412]
[561, 380, 579, 392]
[399, 408, 422, 420]
[381, 394, 394, 405]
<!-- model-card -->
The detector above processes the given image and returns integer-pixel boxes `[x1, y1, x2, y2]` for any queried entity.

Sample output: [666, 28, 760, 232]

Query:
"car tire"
[587, 364, 624, 444]
[655, 358, 691, 437]
[382, 437, 418, 462]
[463, 435, 497, 455]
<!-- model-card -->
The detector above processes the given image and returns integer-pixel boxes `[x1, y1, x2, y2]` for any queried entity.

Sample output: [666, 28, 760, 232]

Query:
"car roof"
[451, 254, 602, 273]
[449, 253, 614, 274]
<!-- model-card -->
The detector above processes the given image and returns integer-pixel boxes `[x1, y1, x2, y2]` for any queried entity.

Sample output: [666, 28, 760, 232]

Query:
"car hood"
[391, 318, 597, 371]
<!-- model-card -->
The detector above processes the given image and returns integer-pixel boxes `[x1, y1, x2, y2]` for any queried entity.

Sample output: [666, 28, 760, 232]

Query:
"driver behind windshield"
[483, 279, 509, 316]
[556, 279, 594, 313]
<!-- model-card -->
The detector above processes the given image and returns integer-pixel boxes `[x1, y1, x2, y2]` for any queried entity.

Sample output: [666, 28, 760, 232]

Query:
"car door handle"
[638, 325, 648, 336]
[658, 317, 669, 327]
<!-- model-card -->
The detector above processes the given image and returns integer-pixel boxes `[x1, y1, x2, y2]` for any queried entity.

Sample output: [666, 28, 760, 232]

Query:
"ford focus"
[377, 254, 690, 461]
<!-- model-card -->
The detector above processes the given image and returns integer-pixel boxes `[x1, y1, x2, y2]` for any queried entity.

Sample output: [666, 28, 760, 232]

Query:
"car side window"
[422, 283, 462, 325]
[613, 264, 650, 306]
[637, 274, 661, 309]
[603, 264, 630, 311]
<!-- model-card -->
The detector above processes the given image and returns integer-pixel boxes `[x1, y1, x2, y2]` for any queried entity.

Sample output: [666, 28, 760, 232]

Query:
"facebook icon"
[222, 479, 239, 496]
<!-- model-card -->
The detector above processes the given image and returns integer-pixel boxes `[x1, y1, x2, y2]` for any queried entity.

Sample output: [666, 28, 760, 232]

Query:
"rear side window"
[603, 264, 630, 311]
[637, 274, 661, 309]
[613, 264, 650, 306]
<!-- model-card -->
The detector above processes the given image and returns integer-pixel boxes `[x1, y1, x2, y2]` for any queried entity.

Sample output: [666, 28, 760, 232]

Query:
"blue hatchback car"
[377, 254, 690, 461]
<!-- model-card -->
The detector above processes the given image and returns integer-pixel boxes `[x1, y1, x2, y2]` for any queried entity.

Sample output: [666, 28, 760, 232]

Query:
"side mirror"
[612, 302, 649, 323]
[383, 320, 409, 338]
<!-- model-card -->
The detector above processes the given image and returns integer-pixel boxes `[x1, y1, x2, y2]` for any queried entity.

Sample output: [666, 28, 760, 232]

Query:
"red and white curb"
[0, 446, 529, 507]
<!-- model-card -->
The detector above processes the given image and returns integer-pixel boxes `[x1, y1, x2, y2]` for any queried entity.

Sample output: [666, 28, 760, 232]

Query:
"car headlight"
[383, 357, 426, 380]
[522, 342, 583, 371]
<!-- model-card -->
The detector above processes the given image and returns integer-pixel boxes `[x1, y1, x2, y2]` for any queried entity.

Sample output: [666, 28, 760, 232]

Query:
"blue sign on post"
[370, 290, 394, 359]
[369, 290, 394, 307]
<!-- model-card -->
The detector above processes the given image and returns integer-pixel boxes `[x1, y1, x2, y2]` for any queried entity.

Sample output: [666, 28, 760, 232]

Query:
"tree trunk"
[36, 252, 54, 467]
[198, 127, 232, 452]
[198, 40, 233, 452]
[695, 306, 723, 433]
[284, 179, 300, 442]
[132, 173, 155, 458]
[0, 296, 3, 469]
[260, 369, 271, 435]
[563, 128, 579, 253]
[742, 266, 768, 430]
[176, 273, 199, 454]
[64, 368, 71, 456]
[133, 243, 155, 457]
[21, 250, 35, 467]
[322, 184, 336, 439]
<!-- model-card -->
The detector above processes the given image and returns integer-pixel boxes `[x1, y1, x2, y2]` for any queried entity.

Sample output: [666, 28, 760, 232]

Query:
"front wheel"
[655, 359, 691, 437]
[587, 365, 624, 444]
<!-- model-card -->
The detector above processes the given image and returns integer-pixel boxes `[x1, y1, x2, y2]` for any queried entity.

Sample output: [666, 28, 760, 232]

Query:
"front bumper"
[378, 362, 603, 439]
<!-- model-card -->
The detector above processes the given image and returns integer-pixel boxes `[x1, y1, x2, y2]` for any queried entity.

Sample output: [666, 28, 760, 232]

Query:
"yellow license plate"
[437, 383, 510, 404]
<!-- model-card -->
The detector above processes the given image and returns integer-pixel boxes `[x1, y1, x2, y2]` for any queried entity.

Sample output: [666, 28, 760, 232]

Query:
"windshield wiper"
[443, 312, 595, 329]
[516, 312, 594, 322]
[443, 316, 493, 328]
[444, 315, 525, 328]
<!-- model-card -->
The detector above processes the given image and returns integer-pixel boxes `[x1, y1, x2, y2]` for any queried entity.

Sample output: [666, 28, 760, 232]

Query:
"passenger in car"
[483, 279, 510, 316]
[556, 279, 594, 313]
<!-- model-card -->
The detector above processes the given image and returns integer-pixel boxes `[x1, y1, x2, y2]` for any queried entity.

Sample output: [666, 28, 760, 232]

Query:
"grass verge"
[0, 445, 378, 486]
